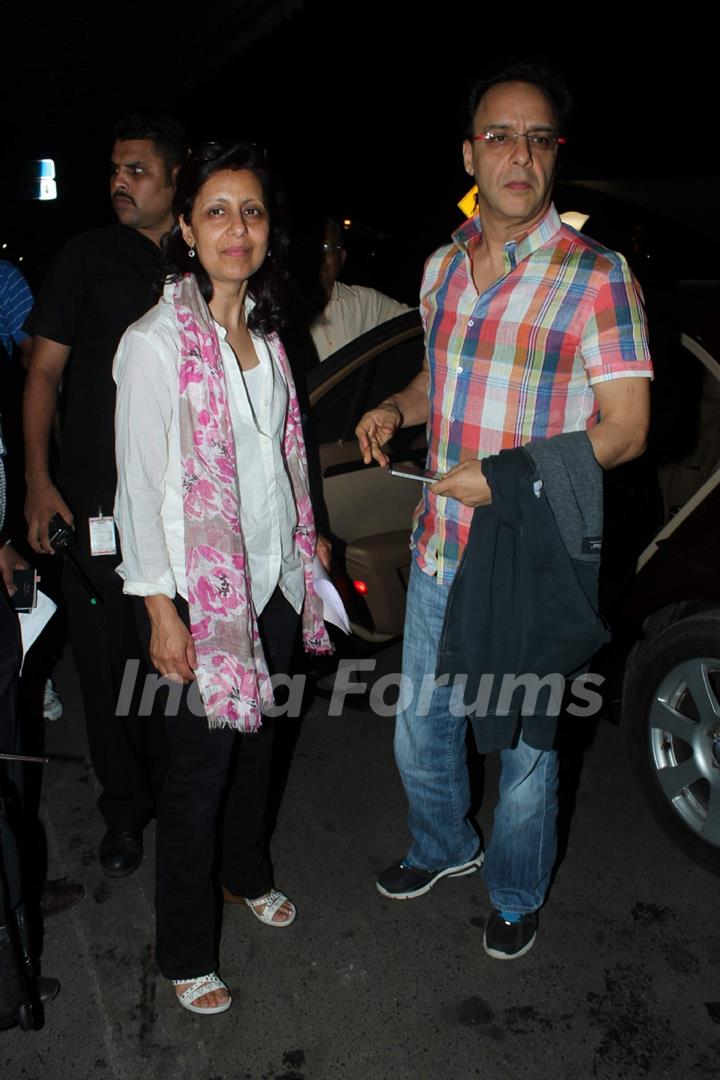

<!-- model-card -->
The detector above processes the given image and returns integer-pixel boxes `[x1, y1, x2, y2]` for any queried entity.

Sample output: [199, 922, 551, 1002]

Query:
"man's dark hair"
[323, 217, 346, 250]
[164, 140, 290, 336]
[113, 114, 188, 178]
[466, 62, 573, 136]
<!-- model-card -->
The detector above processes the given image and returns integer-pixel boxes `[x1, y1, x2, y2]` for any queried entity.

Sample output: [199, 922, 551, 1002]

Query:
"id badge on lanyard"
[88, 507, 117, 557]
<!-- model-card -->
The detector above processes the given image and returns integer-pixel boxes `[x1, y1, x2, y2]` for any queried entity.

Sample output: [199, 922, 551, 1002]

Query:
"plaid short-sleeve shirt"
[411, 204, 653, 584]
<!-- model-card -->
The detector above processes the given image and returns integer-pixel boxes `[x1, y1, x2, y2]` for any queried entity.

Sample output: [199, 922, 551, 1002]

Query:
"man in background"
[0, 260, 33, 367]
[23, 115, 186, 877]
[310, 218, 412, 360]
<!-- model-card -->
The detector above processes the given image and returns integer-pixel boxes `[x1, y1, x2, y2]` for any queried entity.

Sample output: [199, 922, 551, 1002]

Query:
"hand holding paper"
[312, 557, 351, 635]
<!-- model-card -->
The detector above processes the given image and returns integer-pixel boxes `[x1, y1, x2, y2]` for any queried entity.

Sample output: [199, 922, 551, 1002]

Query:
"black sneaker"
[376, 853, 484, 900]
[483, 909, 538, 959]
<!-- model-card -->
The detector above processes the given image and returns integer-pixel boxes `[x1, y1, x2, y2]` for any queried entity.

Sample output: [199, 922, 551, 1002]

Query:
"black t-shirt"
[25, 225, 164, 515]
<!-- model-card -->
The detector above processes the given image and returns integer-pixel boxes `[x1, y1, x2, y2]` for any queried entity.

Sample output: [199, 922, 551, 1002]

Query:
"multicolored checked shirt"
[411, 204, 653, 584]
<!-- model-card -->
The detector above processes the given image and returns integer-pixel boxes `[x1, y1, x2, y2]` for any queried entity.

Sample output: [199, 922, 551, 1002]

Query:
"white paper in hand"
[312, 557, 351, 635]
[18, 590, 57, 672]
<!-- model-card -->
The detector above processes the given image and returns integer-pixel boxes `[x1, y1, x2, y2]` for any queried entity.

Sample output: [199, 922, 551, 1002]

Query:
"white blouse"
[112, 284, 304, 616]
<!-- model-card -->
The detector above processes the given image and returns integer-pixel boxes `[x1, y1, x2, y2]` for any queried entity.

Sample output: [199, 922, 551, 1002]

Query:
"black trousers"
[63, 549, 168, 834]
[0, 590, 23, 918]
[134, 588, 299, 980]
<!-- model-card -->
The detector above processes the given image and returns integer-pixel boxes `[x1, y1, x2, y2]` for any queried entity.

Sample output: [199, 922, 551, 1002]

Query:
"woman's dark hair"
[164, 141, 290, 336]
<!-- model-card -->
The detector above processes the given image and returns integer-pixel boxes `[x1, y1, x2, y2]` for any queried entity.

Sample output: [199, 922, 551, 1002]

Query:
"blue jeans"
[394, 560, 559, 913]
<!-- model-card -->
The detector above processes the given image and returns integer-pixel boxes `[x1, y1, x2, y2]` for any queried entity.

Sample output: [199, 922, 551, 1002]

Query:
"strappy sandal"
[171, 973, 232, 1015]
[243, 888, 296, 928]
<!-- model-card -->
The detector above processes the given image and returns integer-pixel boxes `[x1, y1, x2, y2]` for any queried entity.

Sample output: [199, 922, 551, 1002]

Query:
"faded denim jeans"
[394, 560, 558, 913]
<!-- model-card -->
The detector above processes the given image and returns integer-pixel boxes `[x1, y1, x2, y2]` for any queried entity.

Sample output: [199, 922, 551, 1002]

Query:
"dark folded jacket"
[436, 431, 609, 751]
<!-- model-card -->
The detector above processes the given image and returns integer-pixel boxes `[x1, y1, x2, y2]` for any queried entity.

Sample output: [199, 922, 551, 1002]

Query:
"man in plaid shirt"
[356, 63, 652, 959]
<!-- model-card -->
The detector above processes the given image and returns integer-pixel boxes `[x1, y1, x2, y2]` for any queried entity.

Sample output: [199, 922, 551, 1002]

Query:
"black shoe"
[37, 977, 60, 1005]
[99, 831, 143, 878]
[376, 853, 484, 900]
[40, 879, 85, 919]
[483, 909, 538, 959]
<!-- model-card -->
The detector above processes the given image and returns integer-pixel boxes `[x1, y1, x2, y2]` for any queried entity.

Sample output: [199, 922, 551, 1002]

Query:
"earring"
[188, 247, 196, 259]
[267, 248, 272, 257]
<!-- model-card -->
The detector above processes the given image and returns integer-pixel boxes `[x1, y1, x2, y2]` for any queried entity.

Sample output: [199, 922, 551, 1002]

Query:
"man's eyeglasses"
[321, 243, 344, 253]
[472, 130, 566, 153]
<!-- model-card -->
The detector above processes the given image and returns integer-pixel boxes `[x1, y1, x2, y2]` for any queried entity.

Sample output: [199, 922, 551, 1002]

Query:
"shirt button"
[468, 319, 474, 327]
[457, 366, 463, 373]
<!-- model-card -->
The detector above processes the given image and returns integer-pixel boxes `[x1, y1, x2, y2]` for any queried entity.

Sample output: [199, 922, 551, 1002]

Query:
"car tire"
[623, 608, 720, 877]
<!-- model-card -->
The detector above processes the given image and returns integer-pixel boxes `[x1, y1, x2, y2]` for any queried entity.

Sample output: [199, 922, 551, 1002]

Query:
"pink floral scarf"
[174, 273, 331, 731]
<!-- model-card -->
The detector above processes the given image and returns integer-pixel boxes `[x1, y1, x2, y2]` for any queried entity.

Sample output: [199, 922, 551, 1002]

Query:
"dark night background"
[3, 2, 717, 297]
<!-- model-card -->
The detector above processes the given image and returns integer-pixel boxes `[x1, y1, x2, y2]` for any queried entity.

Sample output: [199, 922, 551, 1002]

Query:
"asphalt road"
[3, 643, 719, 1080]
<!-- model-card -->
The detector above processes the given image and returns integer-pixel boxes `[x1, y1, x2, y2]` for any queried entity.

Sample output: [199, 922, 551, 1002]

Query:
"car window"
[311, 363, 371, 443]
[309, 311, 423, 443]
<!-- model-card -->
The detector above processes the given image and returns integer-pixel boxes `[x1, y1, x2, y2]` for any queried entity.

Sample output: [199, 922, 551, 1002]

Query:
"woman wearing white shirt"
[113, 142, 330, 1015]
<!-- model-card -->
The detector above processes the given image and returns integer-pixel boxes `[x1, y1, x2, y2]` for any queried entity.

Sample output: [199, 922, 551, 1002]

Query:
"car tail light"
[353, 579, 369, 596]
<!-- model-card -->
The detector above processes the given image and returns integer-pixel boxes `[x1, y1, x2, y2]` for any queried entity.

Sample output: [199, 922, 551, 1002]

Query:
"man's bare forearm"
[24, 367, 61, 482]
[381, 364, 431, 428]
[23, 358, 74, 551]
[587, 377, 650, 470]
[586, 414, 648, 469]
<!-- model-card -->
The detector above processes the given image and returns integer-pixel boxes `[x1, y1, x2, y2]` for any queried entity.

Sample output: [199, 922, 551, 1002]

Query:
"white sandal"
[171, 973, 232, 1015]
[244, 888, 296, 928]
